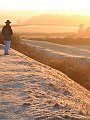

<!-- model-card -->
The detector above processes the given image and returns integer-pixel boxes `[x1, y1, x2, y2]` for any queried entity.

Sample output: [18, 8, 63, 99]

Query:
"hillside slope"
[0, 45, 90, 120]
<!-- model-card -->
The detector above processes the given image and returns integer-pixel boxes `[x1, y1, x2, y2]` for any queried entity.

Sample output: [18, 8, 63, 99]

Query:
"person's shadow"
[0, 44, 4, 56]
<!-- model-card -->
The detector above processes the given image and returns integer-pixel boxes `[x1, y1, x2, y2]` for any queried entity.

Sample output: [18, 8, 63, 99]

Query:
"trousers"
[4, 40, 11, 54]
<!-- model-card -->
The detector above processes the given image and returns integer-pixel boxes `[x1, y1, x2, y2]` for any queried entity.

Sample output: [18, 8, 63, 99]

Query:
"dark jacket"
[2, 25, 13, 41]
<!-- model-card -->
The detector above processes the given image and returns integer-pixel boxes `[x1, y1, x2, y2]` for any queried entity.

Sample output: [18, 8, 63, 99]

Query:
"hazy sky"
[0, 0, 90, 24]
[0, 0, 90, 13]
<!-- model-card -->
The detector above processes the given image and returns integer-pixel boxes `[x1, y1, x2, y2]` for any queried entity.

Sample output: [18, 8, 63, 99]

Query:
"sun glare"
[0, 0, 90, 15]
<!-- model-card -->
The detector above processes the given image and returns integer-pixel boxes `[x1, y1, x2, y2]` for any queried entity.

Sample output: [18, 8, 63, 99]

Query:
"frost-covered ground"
[22, 40, 90, 57]
[0, 44, 90, 120]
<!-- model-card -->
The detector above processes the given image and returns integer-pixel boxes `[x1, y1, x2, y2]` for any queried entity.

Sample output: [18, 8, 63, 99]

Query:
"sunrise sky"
[0, 0, 90, 13]
[0, 0, 90, 25]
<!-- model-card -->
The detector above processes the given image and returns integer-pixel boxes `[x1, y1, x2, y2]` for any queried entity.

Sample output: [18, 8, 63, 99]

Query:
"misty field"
[19, 32, 90, 45]
[0, 32, 90, 90]
[20, 39, 90, 90]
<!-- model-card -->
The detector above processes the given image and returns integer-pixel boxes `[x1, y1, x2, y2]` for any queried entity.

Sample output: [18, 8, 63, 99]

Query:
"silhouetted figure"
[2, 20, 13, 55]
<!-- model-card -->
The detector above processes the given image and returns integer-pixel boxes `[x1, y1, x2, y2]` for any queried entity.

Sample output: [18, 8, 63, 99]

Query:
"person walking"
[2, 20, 13, 55]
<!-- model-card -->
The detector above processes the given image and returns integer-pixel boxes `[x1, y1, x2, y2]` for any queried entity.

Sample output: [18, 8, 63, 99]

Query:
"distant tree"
[78, 24, 85, 35]
[85, 27, 90, 36]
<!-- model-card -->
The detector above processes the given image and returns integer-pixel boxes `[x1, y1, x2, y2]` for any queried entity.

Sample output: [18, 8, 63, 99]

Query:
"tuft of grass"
[0, 32, 4, 44]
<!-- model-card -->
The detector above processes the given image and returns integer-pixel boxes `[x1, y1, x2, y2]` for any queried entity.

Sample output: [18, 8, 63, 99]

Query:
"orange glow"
[0, 0, 90, 15]
[0, 0, 90, 26]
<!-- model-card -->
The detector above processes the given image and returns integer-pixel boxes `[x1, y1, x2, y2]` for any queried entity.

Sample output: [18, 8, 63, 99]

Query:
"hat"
[5, 20, 11, 24]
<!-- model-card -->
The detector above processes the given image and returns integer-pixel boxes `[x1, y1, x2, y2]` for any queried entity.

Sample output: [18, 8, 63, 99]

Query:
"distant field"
[22, 39, 90, 58]
[71, 45, 90, 51]
[0, 32, 90, 90]
[20, 34, 90, 45]
[20, 39, 90, 90]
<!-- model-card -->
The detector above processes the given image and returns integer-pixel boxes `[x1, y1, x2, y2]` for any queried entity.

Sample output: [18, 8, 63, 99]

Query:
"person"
[2, 20, 13, 55]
